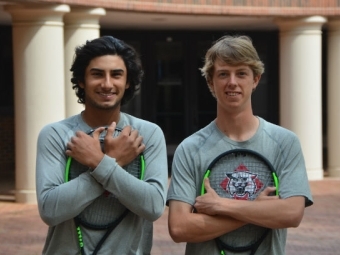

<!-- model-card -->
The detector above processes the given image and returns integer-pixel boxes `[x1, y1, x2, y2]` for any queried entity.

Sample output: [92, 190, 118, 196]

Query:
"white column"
[276, 16, 326, 180]
[64, 7, 106, 117]
[5, 4, 69, 203]
[327, 19, 340, 177]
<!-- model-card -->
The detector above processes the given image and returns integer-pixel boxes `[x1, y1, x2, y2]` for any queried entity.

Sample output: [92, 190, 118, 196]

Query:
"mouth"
[98, 92, 116, 98]
[226, 92, 241, 96]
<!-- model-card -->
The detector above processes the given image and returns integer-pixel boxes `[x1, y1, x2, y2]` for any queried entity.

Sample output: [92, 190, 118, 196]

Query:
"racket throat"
[215, 228, 271, 255]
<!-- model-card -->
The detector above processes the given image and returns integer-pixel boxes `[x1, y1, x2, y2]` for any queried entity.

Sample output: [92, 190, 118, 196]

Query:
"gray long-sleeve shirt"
[36, 112, 168, 255]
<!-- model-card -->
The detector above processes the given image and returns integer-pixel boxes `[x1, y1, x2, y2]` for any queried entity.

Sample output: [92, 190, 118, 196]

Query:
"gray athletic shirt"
[167, 117, 313, 255]
[36, 112, 168, 255]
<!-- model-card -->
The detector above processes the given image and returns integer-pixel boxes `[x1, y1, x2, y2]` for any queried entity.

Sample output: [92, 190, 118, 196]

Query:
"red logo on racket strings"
[220, 163, 263, 200]
[103, 190, 116, 198]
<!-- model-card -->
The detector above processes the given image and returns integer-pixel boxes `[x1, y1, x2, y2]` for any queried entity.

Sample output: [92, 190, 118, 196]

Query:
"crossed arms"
[168, 178, 305, 243]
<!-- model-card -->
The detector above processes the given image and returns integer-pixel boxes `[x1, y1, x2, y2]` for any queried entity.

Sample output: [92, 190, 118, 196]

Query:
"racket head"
[89, 127, 146, 181]
[201, 149, 279, 253]
[65, 127, 145, 229]
[201, 149, 278, 198]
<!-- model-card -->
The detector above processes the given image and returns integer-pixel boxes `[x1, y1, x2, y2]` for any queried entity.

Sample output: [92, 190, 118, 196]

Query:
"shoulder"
[175, 121, 221, 156]
[260, 117, 300, 143]
[120, 112, 165, 138]
[257, 118, 303, 164]
[38, 114, 83, 140]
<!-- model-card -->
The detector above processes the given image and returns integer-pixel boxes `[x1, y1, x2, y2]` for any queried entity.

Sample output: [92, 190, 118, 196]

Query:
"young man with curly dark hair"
[36, 36, 168, 255]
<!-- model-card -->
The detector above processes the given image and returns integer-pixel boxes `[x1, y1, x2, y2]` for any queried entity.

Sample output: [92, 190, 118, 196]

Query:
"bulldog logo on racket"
[220, 163, 263, 200]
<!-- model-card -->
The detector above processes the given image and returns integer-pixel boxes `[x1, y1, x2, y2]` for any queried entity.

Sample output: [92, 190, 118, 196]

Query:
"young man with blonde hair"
[167, 35, 313, 255]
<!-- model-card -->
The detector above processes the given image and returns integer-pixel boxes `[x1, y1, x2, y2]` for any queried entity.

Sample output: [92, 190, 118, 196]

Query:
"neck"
[81, 109, 121, 128]
[215, 110, 259, 142]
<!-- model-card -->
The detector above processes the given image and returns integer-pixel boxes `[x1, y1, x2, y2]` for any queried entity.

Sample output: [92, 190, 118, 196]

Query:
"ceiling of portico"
[0, 1, 277, 30]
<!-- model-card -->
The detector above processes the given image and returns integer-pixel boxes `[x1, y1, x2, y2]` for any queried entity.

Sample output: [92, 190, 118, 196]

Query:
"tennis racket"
[65, 127, 145, 255]
[200, 149, 279, 255]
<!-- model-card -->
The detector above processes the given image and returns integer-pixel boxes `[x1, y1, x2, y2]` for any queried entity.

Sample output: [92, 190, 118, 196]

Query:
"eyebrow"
[216, 67, 251, 72]
[90, 68, 125, 73]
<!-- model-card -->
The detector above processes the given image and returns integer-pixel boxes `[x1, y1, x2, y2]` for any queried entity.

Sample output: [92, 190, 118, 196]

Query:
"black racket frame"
[201, 148, 279, 255]
[65, 127, 145, 255]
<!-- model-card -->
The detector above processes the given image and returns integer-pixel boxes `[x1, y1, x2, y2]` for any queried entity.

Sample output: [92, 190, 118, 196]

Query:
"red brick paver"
[286, 179, 340, 255]
[0, 178, 339, 255]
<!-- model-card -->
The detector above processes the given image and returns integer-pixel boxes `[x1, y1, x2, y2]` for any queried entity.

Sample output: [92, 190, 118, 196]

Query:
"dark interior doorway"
[101, 30, 279, 173]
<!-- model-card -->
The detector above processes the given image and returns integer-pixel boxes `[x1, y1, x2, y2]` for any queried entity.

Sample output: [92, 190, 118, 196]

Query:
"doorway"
[102, 30, 279, 172]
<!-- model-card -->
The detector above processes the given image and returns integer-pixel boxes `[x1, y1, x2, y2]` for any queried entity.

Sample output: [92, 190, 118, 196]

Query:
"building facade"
[0, 0, 339, 203]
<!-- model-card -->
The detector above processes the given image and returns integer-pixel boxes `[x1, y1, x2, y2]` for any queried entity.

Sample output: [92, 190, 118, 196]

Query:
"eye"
[91, 71, 103, 77]
[111, 71, 124, 78]
[218, 72, 228, 78]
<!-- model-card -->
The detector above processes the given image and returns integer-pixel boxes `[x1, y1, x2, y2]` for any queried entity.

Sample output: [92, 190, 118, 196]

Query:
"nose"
[101, 74, 113, 89]
[228, 73, 237, 86]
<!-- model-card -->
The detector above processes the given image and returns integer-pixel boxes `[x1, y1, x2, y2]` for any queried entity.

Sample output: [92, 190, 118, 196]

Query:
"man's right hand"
[103, 122, 145, 167]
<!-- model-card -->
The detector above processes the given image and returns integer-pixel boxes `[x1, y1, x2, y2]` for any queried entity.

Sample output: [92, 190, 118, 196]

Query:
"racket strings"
[216, 228, 270, 255]
[209, 154, 274, 200]
[206, 151, 276, 253]
[95, 127, 142, 179]
[124, 156, 141, 178]
[76, 162, 141, 230]
[78, 195, 127, 227]
[66, 127, 145, 255]
[68, 128, 135, 229]
[91, 128, 121, 152]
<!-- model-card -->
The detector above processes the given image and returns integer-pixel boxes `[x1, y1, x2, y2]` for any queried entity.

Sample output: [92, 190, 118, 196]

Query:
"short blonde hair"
[200, 35, 265, 85]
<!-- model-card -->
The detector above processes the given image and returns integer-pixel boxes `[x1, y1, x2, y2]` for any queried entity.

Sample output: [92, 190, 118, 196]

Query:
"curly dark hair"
[70, 35, 144, 106]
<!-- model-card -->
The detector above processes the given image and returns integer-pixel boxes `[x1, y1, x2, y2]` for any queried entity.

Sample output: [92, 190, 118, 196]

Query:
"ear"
[208, 81, 216, 98]
[79, 82, 85, 89]
[253, 75, 261, 91]
[125, 82, 130, 89]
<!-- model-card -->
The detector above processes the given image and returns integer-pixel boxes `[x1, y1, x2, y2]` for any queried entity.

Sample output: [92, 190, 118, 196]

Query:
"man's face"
[209, 59, 260, 113]
[80, 55, 129, 111]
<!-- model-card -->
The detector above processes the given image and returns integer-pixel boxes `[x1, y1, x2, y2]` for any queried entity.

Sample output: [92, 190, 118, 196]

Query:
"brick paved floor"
[0, 178, 339, 255]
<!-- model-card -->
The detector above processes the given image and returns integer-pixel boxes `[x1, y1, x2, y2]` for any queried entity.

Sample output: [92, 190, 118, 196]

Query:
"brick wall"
[35, 0, 340, 16]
